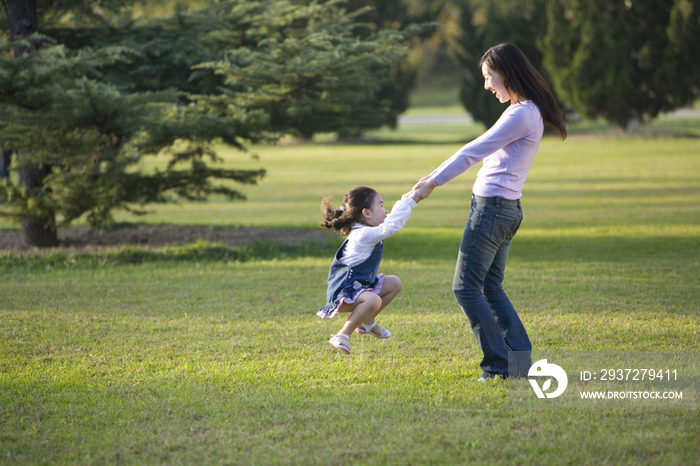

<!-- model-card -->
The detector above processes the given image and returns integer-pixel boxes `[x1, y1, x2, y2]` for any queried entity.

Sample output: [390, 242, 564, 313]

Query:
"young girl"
[318, 187, 418, 355]
[412, 43, 567, 380]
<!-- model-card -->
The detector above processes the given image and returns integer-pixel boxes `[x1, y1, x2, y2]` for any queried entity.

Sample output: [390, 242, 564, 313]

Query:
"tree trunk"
[7, 0, 58, 247]
[0, 149, 11, 178]
[21, 217, 59, 248]
[8, 0, 38, 55]
[19, 166, 59, 248]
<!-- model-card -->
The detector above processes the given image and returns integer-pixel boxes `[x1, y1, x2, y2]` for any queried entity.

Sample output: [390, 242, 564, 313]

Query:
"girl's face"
[482, 64, 510, 104]
[362, 194, 387, 227]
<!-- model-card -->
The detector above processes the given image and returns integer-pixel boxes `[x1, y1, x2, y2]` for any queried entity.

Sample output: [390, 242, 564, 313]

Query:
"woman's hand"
[411, 176, 438, 202]
[404, 190, 421, 203]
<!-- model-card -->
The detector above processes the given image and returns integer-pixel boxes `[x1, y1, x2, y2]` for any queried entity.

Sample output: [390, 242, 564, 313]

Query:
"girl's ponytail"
[320, 187, 378, 237]
[319, 196, 348, 231]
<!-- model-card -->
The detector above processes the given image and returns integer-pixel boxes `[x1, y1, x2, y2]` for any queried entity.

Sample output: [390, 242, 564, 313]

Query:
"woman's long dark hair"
[481, 43, 567, 140]
[320, 187, 378, 237]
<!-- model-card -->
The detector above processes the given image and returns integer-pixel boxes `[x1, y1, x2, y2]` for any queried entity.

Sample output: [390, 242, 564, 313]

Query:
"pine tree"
[541, 0, 700, 129]
[297, 0, 438, 136]
[0, 0, 418, 246]
[3, 0, 60, 246]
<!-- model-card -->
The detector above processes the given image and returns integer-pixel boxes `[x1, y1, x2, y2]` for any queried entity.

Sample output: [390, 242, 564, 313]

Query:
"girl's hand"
[405, 190, 421, 203]
[412, 176, 438, 201]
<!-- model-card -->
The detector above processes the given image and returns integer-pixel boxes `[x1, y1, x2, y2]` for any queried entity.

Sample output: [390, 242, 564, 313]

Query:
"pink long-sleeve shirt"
[429, 101, 544, 200]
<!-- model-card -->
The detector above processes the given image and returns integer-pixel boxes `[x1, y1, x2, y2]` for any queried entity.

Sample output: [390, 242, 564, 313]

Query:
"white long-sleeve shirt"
[429, 101, 543, 200]
[339, 195, 417, 267]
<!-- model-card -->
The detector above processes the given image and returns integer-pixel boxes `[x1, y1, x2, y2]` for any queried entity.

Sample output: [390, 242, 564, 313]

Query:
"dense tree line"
[541, 0, 700, 129]
[2, 0, 698, 247]
[447, 0, 700, 129]
[0, 0, 428, 246]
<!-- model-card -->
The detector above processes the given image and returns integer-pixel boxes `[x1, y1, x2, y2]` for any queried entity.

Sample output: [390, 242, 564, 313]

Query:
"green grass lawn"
[1, 116, 700, 465]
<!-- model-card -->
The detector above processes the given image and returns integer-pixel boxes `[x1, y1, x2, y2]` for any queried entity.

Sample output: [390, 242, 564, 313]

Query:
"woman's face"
[482, 64, 510, 104]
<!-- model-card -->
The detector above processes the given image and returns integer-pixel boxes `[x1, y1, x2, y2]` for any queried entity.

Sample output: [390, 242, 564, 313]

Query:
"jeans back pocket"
[490, 212, 521, 243]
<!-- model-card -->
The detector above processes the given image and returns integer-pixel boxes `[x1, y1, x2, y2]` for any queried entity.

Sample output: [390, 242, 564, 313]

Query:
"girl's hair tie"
[339, 206, 346, 212]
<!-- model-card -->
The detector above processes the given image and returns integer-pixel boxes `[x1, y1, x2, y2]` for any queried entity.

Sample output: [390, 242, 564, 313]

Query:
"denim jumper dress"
[317, 239, 384, 318]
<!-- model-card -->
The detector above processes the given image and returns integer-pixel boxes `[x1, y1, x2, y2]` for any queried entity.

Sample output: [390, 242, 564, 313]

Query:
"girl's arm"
[354, 195, 416, 245]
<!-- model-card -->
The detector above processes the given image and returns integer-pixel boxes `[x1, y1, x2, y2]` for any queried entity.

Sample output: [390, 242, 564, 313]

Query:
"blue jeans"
[453, 195, 532, 378]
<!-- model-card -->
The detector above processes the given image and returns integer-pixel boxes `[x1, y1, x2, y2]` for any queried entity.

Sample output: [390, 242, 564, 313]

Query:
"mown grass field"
[1, 115, 699, 465]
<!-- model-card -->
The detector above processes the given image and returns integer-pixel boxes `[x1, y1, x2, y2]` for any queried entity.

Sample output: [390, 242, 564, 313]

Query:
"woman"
[412, 43, 566, 381]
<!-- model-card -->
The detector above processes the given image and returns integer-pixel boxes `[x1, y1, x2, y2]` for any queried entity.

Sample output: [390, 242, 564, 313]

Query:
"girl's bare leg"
[336, 292, 383, 337]
[362, 275, 402, 336]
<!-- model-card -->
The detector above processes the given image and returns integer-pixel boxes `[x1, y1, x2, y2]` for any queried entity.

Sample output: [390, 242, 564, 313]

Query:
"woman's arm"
[417, 104, 539, 196]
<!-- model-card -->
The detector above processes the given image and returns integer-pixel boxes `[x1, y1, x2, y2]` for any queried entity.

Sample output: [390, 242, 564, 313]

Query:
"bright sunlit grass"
[1, 116, 699, 465]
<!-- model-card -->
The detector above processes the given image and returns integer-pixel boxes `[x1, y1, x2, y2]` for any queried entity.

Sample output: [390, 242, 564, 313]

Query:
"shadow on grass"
[565, 117, 700, 139]
[388, 230, 699, 264]
[0, 239, 338, 273]
[310, 117, 700, 146]
[2, 228, 697, 272]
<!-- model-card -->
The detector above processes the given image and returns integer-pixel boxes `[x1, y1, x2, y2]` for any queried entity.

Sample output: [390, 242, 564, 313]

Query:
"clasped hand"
[403, 176, 437, 204]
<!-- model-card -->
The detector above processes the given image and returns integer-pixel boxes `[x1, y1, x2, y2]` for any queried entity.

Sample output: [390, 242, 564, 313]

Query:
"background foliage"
[0, 0, 424, 245]
[1, 0, 699, 244]
[540, 0, 700, 129]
